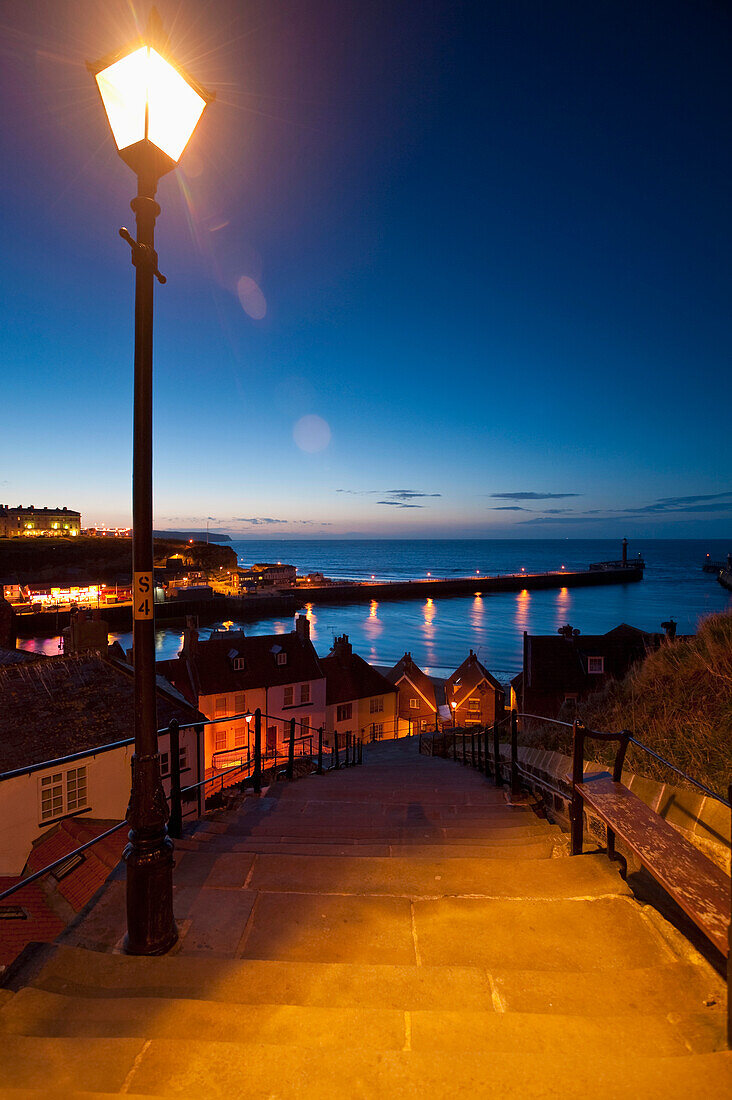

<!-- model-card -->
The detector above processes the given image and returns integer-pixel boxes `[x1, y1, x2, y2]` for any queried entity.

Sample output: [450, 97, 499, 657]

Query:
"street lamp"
[89, 11, 213, 956]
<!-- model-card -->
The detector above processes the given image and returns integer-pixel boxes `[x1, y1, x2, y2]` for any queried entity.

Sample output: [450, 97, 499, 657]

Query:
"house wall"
[0, 726, 199, 876]
[325, 691, 398, 745]
[453, 685, 503, 727]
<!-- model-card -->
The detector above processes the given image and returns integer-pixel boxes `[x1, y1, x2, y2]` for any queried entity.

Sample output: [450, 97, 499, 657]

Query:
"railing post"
[493, 721, 501, 786]
[253, 708, 262, 794]
[168, 719, 183, 839]
[317, 727, 324, 775]
[287, 718, 296, 780]
[570, 720, 585, 855]
[333, 731, 340, 769]
[483, 725, 490, 779]
[510, 709, 520, 798]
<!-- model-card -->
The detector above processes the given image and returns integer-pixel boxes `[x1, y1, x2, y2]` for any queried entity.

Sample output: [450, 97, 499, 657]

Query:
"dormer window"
[276, 652, 287, 666]
[233, 657, 246, 671]
[588, 656, 605, 674]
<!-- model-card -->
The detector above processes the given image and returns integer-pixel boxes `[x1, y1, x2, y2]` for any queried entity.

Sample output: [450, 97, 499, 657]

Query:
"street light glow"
[95, 46, 208, 173]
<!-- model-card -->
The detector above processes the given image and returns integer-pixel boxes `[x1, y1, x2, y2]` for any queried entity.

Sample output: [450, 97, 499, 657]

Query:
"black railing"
[0, 705, 366, 903]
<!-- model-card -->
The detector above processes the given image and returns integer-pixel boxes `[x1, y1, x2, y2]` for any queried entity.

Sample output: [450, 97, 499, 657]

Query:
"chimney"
[661, 618, 677, 641]
[295, 614, 310, 641]
[333, 634, 352, 660]
[182, 624, 199, 657]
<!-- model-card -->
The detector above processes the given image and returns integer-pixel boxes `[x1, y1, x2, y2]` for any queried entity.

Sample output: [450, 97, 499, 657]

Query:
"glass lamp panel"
[146, 48, 206, 163]
[95, 46, 148, 152]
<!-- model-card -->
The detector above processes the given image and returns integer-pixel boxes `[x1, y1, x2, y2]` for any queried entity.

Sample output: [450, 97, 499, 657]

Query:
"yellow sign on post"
[133, 572, 154, 620]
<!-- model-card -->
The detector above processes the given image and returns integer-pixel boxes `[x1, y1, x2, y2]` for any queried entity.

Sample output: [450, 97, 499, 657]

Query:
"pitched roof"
[320, 644, 398, 707]
[445, 651, 504, 705]
[0, 817, 125, 967]
[523, 624, 660, 694]
[0, 652, 205, 774]
[160, 629, 324, 701]
[386, 653, 437, 709]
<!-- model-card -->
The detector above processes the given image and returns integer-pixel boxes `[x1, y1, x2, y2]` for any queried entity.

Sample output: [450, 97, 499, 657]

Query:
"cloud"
[337, 488, 440, 501]
[491, 492, 580, 501]
[493, 506, 529, 512]
[233, 517, 287, 525]
[623, 490, 732, 515]
[377, 501, 423, 508]
[518, 515, 610, 525]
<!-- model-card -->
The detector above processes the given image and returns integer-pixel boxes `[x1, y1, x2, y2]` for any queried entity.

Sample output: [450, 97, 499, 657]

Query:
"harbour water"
[21, 539, 731, 682]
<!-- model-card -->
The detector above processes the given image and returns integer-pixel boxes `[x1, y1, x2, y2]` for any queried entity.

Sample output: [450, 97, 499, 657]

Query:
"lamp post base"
[123, 831, 177, 955]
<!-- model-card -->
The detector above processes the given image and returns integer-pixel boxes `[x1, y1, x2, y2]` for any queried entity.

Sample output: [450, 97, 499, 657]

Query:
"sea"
[20, 539, 732, 683]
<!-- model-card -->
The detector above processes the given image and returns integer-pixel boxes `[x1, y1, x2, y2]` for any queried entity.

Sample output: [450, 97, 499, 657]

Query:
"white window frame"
[214, 728, 227, 752]
[39, 765, 89, 823]
[234, 693, 246, 714]
[300, 683, 310, 705]
[587, 657, 605, 674]
[276, 652, 287, 666]
[233, 657, 246, 671]
[337, 702, 352, 723]
[283, 685, 294, 707]
[369, 696, 384, 714]
[409, 698, 419, 710]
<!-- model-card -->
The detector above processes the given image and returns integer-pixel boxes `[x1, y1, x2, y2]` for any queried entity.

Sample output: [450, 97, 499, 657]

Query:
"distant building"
[0, 505, 81, 537]
[320, 635, 399, 744]
[238, 563, 297, 589]
[510, 623, 668, 718]
[158, 615, 325, 783]
[445, 650, 505, 727]
[386, 652, 441, 735]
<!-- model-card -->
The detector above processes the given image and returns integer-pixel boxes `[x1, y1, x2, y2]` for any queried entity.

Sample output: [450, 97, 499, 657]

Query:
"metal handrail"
[627, 736, 730, 808]
[0, 820, 127, 903]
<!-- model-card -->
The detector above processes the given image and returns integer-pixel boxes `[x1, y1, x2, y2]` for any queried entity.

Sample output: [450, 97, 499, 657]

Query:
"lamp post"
[90, 12, 213, 956]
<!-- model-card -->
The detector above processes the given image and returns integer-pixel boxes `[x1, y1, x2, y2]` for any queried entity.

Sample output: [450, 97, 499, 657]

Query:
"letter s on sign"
[134, 572, 154, 620]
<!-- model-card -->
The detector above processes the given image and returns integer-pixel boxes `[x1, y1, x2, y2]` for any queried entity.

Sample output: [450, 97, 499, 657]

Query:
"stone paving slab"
[181, 889, 256, 956]
[240, 892, 416, 965]
[413, 896, 674, 970]
[0, 1036, 146, 1093]
[246, 852, 630, 899]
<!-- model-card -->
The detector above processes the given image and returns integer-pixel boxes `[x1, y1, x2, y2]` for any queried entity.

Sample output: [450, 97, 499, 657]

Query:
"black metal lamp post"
[89, 12, 213, 955]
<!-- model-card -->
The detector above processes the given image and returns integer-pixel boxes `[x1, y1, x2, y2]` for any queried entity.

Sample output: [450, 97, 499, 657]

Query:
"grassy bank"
[520, 610, 732, 798]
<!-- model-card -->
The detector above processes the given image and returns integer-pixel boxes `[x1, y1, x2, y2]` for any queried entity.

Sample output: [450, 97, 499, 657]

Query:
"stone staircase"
[0, 737, 729, 1097]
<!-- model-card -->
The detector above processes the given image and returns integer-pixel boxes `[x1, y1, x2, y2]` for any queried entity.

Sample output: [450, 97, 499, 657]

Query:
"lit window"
[300, 683, 310, 705]
[283, 685, 294, 707]
[234, 725, 247, 748]
[369, 696, 384, 714]
[373, 722, 383, 737]
[588, 657, 605, 674]
[409, 698, 419, 709]
[337, 703, 352, 723]
[467, 698, 480, 712]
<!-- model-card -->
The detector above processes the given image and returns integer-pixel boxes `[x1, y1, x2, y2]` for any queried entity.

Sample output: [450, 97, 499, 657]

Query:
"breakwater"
[12, 564, 642, 638]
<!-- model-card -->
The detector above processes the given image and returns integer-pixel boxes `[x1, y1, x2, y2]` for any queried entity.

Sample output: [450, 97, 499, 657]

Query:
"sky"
[0, 0, 730, 539]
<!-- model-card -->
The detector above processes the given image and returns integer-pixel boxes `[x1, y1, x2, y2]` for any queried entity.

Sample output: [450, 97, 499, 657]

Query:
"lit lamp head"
[90, 27, 213, 184]
[244, 711, 253, 726]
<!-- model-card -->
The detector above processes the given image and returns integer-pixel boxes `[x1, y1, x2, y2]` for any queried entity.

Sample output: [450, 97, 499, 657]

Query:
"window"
[234, 725, 247, 748]
[0, 906, 28, 920]
[39, 766, 88, 822]
[300, 683, 310, 705]
[215, 697, 227, 717]
[587, 657, 605, 674]
[234, 693, 246, 714]
[233, 657, 246, 671]
[409, 698, 419, 709]
[467, 698, 480, 713]
[369, 696, 384, 714]
[160, 746, 188, 778]
[283, 685, 294, 707]
[337, 703, 352, 722]
[276, 652, 287, 666]
[373, 722, 383, 738]
[214, 728, 227, 752]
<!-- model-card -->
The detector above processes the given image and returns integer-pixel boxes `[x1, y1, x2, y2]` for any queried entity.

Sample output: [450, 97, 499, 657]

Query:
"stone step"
[241, 851, 629, 899]
[191, 827, 562, 848]
[180, 838, 557, 859]
[1, 987, 724, 1057]
[23, 945, 724, 1018]
[0, 1036, 730, 1097]
[221, 823, 560, 840]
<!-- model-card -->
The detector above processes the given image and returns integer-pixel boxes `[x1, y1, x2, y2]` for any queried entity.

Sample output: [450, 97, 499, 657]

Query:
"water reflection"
[555, 586, 571, 629]
[515, 588, 531, 633]
[363, 599, 383, 642]
[304, 603, 318, 642]
[422, 598, 437, 667]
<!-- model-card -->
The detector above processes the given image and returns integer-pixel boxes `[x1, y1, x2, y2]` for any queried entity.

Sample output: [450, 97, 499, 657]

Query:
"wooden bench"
[569, 723, 730, 960]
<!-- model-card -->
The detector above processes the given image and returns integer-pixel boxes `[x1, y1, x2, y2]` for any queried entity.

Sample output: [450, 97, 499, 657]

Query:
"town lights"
[89, 10, 213, 957]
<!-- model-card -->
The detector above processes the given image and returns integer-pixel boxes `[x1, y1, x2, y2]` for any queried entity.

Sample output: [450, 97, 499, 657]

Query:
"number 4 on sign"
[134, 572, 154, 620]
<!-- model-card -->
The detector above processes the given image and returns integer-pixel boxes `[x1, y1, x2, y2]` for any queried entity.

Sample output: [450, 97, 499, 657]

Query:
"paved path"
[0, 737, 729, 1097]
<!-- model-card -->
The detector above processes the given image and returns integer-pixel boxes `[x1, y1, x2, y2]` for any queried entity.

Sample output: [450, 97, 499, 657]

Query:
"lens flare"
[293, 415, 331, 453]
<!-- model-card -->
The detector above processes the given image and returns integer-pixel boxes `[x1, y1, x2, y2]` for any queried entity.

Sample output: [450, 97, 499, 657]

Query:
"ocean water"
[23, 539, 732, 682]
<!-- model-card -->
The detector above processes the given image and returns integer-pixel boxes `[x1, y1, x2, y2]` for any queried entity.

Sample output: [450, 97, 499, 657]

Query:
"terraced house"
[320, 634, 399, 744]
[445, 650, 505, 727]
[158, 615, 325, 782]
[387, 652, 441, 735]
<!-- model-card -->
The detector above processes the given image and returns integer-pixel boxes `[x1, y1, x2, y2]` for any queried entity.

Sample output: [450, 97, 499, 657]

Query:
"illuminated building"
[0, 505, 81, 537]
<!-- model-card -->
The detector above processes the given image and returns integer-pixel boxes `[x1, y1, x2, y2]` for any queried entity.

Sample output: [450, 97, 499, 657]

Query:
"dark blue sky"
[1, 0, 730, 537]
